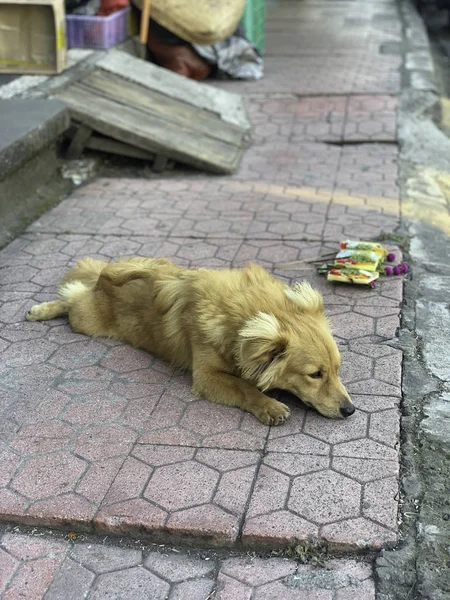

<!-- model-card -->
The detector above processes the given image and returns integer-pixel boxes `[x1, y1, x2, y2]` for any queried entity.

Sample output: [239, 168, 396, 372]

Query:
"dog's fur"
[26, 257, 353, 424]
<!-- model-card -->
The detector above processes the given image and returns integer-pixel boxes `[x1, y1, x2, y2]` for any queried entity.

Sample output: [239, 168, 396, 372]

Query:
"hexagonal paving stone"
[100, 346, 154, 372]
[328, 312, 375, 340]
[61, 393, 127, 426]
[96, 447, 260, 543]
[0, 265, 38, 285]
[90, 566, 169, 600]
[70, 543, 141, 573]
[138, 394, 268, 450]
[144, 551, 215, 582]
[242, 447, 397, 548]
[11, 452, 86, 500]
[180, 401, 243, 438]
[288, 471, 361, 524]
[144, 461, 218, 511]
[10, 421, 75, 454]
[49, 341, 108, 369]
[73, 425, 137, 461]
[303, 409, 368, 444]
[1, 339, 57, 368]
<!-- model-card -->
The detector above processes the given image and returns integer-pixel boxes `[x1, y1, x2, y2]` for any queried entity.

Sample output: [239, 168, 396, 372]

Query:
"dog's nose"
[340, 404, 355, 418]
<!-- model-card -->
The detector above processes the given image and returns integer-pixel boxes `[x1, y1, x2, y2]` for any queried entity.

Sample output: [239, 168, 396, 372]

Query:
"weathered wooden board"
[98, 50, 250, 131]
[65, 124, 162, 162]
[51, 50, 251, 174]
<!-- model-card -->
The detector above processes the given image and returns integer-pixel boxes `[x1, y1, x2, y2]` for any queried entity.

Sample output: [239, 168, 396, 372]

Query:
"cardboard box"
[0, 0, 67, 74]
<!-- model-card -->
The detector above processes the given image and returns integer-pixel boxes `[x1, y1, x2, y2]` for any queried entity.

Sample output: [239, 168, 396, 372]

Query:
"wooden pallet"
[51, 50, 251, 174]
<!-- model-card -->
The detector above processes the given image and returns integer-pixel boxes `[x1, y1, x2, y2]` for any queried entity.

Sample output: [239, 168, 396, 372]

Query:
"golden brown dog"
[26, 257, 354, 424]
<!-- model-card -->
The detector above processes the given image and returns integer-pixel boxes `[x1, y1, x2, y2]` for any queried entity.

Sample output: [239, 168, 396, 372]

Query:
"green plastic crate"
[242, 0, 265, 53]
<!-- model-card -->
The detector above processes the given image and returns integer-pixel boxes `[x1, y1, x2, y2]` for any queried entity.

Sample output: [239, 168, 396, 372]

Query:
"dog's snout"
[340, 404, 355, 418]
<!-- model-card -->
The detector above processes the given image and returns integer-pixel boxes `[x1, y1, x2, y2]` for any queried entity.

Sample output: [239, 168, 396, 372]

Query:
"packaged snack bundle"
[315, 240, 408, 288]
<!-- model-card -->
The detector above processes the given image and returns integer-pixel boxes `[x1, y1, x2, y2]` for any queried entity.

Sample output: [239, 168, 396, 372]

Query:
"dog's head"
[237, 282, 354, 419]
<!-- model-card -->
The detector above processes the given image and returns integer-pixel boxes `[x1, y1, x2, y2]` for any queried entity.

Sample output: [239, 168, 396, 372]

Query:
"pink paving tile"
[138, 393, 269, 450]
[170, 579, 215, 600]
[331, 457, 398, 484]
[220, 556, 297, 586]
[144, 551, 215, 581]
[75, 457, 126, 504]
[216, 572, 252, 600]
[0, 0, 405, 563]
[23, 494, 96, 531]
[246, 96, 346, 144]
[363, 476, 398, 530]
[0, 489, 28, 515]
[2, 557, 64, 600]
[23, 177, 336, 241]
[1, 532, 64, 561]
[0, 529, 377, 599]
[96, 446, 260, 544]
[216, 556, 375, 599]
[241, 448, 398, 549]
[369, 409, 400, 448]
[10, 452, 87, 500]
[321, 516, 396, 550]
[89, 567, 170, 600]
[95, 498, 167, 536]
[61, 393, 128, 427]
[10, 421, 76, 454]
[0, 548, 18, 595]
[344, 95, 398, 142]
[70, 543, 141, 573]
[209, 54, 400, 95]
[166, 505, 240, 545]
[231, 142, 340, 191]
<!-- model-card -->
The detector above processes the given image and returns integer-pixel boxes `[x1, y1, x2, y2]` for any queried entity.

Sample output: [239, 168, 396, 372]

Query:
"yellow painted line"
[238, 176, 450, 236]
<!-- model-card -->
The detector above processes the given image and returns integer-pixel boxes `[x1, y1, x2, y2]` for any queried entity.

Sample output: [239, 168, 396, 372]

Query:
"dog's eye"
[308, 371, 322, 379]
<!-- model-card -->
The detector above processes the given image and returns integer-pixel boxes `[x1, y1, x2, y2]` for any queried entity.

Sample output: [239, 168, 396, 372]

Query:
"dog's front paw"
[255, 399, 290, 426]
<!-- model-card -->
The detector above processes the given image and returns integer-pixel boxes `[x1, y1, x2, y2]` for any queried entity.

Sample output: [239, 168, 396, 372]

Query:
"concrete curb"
[376, 2, 450, 598]
[0, 99, 71, 248]
[0, 99, 69, 179]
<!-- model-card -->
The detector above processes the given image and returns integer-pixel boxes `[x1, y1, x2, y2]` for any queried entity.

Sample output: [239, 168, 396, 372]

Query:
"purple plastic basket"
[66, 6, 130, 50]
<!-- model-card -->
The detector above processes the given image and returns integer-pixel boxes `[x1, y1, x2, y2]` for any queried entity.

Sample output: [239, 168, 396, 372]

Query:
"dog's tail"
[94, 262, 153, 291]
[59, 257, 107, 291]
[27, 258, 149, 323]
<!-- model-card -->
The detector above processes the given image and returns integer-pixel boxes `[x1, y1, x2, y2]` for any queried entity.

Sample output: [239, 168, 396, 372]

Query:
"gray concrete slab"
[0, 99, 69, 179]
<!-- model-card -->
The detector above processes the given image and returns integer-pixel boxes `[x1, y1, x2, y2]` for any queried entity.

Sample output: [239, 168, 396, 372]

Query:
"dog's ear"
[285, 282, 323, 314]
[238, 312, 287, 389]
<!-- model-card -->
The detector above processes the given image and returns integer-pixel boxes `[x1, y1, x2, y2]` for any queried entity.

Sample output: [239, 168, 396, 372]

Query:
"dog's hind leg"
[26, 280, 88, 322]
[26, 300, 68, 321]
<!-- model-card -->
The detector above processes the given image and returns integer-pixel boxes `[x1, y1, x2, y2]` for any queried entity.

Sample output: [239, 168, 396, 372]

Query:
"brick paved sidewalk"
[0, 0, 405, 596]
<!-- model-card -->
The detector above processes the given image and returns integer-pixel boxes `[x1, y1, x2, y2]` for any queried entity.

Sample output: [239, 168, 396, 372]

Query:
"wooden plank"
[78, 69, 245, 146]
[96, 50, 251, 132]
[85, 136, 156, 161]
[53, 84, 242, 173]
[152, 155, 168, 173]
[65, 124, 92, 159]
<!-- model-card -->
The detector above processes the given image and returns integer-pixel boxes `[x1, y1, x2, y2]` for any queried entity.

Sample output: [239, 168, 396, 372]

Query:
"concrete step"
[0, 99, 70, 248]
